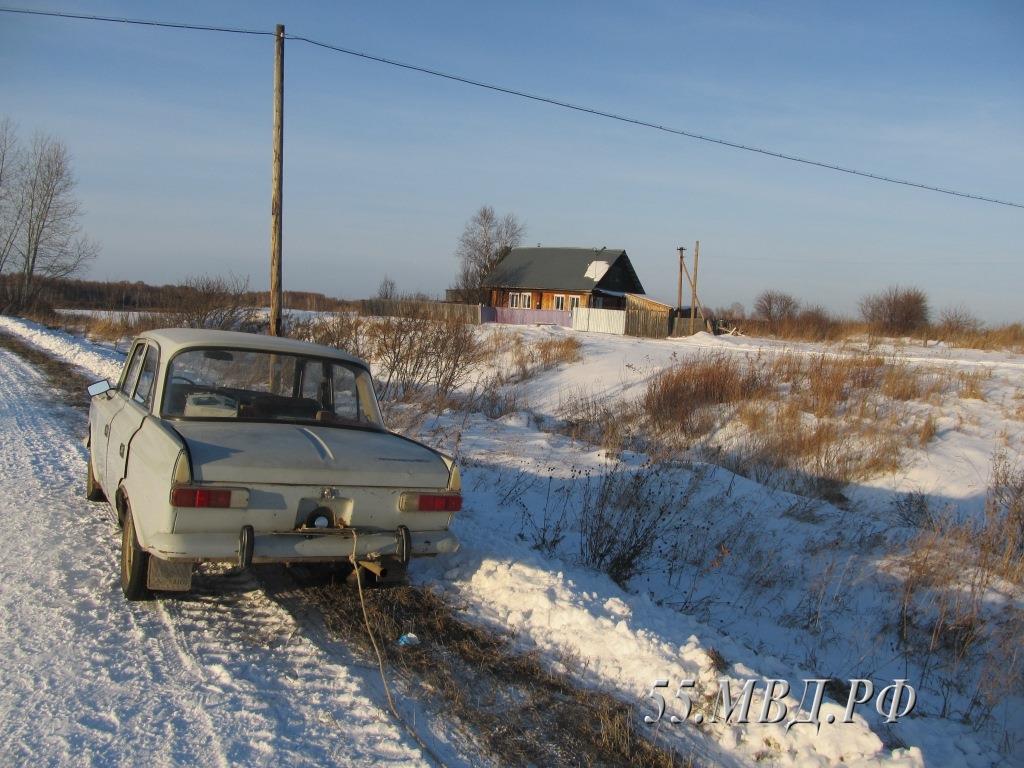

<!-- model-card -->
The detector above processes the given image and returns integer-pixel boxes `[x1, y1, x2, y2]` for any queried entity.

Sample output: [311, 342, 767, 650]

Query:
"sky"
[1, 1, 1022, 321]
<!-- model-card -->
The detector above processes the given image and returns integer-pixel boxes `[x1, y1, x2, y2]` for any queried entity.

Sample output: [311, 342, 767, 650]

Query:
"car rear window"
[162, 347, 384, 429]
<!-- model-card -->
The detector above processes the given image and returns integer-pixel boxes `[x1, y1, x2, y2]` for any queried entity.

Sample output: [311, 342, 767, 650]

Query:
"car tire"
[121, 505, 151, 601]
[86, 453, 106, 502]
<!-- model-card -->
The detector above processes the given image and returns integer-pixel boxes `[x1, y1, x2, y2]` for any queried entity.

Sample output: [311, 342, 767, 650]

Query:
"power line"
[2, 5, 1021, 211]
[0, 6, 273, 36]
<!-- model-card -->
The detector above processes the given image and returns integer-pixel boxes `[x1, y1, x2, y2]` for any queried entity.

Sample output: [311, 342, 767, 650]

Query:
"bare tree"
[0, 119, 24, 289]
[859, 285, 930, 336]
[1, 126, 98, 311]
[376, 275, 397, 300]
[754, 290, 800, 330]
[452, 205, 524, 303]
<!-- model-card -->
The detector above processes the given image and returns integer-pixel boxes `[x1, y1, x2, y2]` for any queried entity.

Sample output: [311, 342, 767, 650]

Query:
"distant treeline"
[1, 275, 350, 312]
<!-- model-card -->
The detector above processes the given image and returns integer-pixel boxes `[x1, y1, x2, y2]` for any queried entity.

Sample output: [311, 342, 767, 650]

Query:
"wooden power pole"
[676, 246, 686, 314]
[689, 240, 700, 334]
[269, 23, 285, 336]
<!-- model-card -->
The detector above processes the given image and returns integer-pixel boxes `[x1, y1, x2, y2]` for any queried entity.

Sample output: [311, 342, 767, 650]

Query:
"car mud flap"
[396, 525, 412, 566]
[238, 525, 255, 569]
[147, 557, 193, 591]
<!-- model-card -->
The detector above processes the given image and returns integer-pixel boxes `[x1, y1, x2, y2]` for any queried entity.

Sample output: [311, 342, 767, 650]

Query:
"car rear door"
[103, 342, 158, 496]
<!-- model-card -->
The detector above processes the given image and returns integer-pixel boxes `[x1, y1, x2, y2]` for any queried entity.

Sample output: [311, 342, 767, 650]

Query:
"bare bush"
[578, 463, 701, 586]
[936, 305, 984, 339]
[858, 285, 930, 336]
[793, 304, 839, 340]
[988, 451, 1024, 555]
[299, 312, 374, 361]
[556, 388, 628, 454]
[372, 316, 482, 401]
[892, 490, 935, 528]
[167, 274, 260, 331]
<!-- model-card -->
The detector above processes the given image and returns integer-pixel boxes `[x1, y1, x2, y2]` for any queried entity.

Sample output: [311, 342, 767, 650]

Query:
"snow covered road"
[0, 344, 428, 767]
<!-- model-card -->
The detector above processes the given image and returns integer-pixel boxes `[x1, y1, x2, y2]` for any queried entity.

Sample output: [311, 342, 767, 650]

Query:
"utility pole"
[676, 246, 686, 317]
[269, 23, 284, 336]
[689, 240, 700, 334]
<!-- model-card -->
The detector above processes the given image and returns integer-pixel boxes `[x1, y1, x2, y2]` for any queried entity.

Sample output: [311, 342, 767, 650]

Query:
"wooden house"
[481, 247, 646, 311]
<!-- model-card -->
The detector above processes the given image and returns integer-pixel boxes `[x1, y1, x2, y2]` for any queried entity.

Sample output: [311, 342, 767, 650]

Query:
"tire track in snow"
[0, 345, 430, 767]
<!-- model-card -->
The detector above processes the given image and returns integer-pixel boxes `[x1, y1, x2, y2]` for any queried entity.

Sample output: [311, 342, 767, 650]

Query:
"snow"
[1, 313, 1021, 766]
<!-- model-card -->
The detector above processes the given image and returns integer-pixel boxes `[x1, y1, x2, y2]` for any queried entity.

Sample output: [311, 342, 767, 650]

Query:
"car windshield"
[162, 347, 385, 430]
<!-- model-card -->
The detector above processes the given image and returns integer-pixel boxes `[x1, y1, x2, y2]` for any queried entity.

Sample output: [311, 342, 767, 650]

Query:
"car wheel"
[85, 452, 106, 502]
[120, 505, 151, 601]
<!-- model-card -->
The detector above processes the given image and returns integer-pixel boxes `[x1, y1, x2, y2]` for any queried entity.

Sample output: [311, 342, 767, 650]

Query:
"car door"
[103, 343, 157, 496]
[92, 341, 145, 491]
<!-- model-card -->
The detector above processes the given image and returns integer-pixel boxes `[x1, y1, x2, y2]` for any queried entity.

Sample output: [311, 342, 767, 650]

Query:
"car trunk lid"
[171, 421, 449, 488]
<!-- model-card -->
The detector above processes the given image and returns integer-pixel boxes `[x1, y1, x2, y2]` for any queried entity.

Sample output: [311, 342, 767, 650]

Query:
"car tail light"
[170, 486, 249, 508]
[400, 492, 462, 512]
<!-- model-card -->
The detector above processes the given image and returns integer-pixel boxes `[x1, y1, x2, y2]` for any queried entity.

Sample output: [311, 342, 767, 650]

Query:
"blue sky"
[1, 1, 1021, 320]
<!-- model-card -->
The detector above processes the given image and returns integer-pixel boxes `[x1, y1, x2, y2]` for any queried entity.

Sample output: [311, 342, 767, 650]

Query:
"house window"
[509, 293, 520, 308]
[554, 295, 565, 311]
[521, 292, 532, 309]
[569, 296, 581, 311]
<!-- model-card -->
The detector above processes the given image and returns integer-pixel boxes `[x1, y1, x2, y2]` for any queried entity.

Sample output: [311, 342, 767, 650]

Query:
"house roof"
[482, 247, 642, 293]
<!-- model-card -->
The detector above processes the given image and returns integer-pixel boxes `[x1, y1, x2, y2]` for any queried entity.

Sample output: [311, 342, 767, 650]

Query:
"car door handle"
[119, 444, 125, 458]
[103, 424, 110, 437]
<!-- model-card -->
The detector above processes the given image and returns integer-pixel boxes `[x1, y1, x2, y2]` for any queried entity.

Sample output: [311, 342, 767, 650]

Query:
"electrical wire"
[0, 6, 273, 36]
[2, 5, 1021, 210]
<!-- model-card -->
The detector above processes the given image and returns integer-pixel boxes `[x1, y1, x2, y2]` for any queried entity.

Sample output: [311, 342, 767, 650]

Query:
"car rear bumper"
[145, 528, 459, 563]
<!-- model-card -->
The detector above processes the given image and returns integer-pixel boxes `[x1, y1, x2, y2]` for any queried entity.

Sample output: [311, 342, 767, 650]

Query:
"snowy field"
[1, 314, 1021, 767]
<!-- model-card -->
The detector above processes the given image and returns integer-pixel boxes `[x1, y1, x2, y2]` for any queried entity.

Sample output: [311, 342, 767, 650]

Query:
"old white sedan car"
[86, 328, 460, 600]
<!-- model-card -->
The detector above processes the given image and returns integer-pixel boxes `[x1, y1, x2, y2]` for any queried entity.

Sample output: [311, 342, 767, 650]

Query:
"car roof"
[138, 328, 368, 367]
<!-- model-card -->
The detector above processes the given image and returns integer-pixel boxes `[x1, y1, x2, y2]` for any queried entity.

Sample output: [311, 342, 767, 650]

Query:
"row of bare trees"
[0, 118, 97, 313]
[749, 286, 933, 336]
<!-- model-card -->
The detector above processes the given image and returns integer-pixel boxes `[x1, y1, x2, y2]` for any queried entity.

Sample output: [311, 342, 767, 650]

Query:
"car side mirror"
[88, 379, 112, 397]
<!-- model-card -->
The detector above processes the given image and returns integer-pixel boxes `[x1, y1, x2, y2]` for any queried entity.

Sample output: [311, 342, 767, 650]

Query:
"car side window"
[301, 361, 327, 405]
[133, 346, 159, 409]
[119, 343, 147, 394]
[331, 365, 360, 421]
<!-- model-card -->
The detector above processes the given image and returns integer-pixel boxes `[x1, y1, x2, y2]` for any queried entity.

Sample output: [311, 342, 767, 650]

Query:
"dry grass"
[918, 413, 939, 446]
[725, 402, 904, 499]
[552, 349, 938, 499]
[83, 311, 166, 341]
[556, 388, 628, 454]
[935, 322, 1024, 354]
[894, 455, 1024, 726]
[536, 336, 583, 368]
[882, 363, 922, 401]
[635, 351, 918, 497]
[293, 580, 688, 767]
[641, 353, 771, 436]
[957, 370, 990, 400]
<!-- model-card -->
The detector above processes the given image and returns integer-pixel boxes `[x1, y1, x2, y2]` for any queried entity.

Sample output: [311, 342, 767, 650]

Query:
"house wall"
[488, 289, 591, 310]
